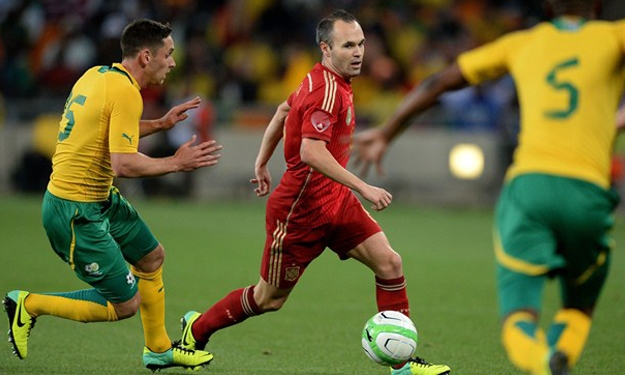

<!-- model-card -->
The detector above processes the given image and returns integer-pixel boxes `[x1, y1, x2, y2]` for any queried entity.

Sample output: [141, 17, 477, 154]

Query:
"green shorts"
[494, 174, 619, 317]
[42, 187, 159, 303]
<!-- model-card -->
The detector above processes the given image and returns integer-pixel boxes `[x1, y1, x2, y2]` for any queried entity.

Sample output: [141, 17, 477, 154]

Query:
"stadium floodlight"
[448, 143, 484, 180]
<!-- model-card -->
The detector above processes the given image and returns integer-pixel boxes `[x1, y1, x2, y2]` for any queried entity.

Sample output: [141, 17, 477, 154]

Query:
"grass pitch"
[0, 194, 623, 374]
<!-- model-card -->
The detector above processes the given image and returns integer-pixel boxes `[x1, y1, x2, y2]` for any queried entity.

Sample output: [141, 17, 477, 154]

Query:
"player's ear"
[320, 42, 331, 58]
[139, 49, 151, 66]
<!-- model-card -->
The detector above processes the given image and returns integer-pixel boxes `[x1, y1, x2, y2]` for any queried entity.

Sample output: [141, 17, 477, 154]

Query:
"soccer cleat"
[390, 357, 451, 375]
[142, 342, 213, 372]
[549, 351, 569, 375]
[3, 290, 36, 360]
[180, 311, 206, 350]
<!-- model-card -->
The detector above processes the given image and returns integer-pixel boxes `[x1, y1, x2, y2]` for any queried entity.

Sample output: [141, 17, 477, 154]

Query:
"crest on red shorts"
[284, 266, 300, 282]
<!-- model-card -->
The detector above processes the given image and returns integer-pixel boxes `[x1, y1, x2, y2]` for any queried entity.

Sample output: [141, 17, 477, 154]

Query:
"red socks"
[375, 276, 410, 317]
[191, 277, 409, 344]
[192, 285, 262, 343]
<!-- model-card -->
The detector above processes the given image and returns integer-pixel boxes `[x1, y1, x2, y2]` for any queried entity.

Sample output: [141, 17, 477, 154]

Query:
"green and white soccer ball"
[361, 311, 418, 366]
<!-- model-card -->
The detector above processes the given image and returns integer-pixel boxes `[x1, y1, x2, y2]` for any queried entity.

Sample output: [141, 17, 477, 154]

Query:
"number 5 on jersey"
[59, 94, 87, 141]
[544, 57, 579, 120]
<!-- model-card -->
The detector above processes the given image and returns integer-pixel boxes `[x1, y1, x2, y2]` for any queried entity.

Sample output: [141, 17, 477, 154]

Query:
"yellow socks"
[502, 311, 549, 374]
[503, 308, 592, 374]
[131, 265, 171, 353]
[22, 265, 173, 354]
[25, 290, 117, 322]
[547, 308, 591, 367]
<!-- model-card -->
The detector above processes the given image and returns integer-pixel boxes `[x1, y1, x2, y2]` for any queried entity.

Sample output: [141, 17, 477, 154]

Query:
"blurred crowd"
[3, 0, 625, 197]
[0, 0, 550, 129]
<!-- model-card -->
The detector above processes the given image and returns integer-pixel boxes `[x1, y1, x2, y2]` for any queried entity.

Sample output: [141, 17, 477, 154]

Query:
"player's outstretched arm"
[351, 127, 388, 178]
[139, 96, 202, 137]
[111, 135, 222, 178]
[353, 62, 468, 177]
[251, 101, 290, 196]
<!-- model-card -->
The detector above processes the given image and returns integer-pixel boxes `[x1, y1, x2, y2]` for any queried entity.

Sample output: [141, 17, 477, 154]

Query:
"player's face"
[145, 35, 176, 86]
[326, 20, 365, 80]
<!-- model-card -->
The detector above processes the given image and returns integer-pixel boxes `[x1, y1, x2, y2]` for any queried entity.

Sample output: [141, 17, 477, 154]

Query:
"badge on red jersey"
[311, 110, 331, 133]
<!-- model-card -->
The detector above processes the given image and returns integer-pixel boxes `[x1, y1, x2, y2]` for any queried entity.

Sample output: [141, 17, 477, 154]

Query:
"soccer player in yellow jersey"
[354, 1, 622, 374]
[2, 19, 222, 371]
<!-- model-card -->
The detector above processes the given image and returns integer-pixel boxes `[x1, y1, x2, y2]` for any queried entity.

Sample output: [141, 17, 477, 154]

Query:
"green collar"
[551, 16, 587, 31]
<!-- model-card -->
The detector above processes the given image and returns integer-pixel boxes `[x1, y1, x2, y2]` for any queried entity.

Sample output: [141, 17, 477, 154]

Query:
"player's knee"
[114, 293, 141, 319]
[377, 249, 403, 277]
[388, 250, 403, 271]
[149, 244, 166, 267]
[135, 244, 165, 273]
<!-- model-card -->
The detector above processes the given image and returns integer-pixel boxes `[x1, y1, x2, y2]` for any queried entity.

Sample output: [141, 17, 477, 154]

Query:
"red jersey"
[267, 63, 356, 227]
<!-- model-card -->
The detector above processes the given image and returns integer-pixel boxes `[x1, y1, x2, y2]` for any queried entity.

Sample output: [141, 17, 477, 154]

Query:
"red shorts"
[261, 193, 382, 288]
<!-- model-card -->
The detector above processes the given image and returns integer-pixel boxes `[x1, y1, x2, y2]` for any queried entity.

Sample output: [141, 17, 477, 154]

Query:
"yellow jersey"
[47, 63, 142, 201]
[458, 18, 625, 189]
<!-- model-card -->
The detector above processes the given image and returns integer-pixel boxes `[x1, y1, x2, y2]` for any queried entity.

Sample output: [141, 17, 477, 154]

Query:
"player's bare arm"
[111, 135, 222, 178]
[252, 101, 290, 196]
[351, 128, 388, 178]
[139, 96, 202, 137]
[382, 63, 468, 142]
[353, 63, 468, 177]
[300, 138, 392, 211]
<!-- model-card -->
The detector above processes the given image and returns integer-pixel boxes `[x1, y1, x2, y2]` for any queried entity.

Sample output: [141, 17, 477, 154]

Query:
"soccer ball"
[361, 311, 418, 366]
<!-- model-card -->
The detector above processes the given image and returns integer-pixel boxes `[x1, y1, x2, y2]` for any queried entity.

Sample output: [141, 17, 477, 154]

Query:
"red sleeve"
[300, 74, 340, 143]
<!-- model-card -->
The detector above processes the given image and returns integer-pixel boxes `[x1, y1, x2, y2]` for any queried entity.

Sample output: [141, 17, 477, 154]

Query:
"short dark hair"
[316, 9, 359, 48]
[120, 19, 172, 58]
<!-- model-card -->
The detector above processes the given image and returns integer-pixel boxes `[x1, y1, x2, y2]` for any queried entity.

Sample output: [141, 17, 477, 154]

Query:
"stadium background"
[1, 2, 625, 373]
[1, 0, 625, 205]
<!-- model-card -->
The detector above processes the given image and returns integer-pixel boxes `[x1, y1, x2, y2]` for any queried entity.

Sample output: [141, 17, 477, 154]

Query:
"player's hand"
[160, 96, 202, 131]
[174, 135, 222, 171]
[352, 128, 388, 178]
[251, 164, 272, 197]
[360, 184, 392, 211]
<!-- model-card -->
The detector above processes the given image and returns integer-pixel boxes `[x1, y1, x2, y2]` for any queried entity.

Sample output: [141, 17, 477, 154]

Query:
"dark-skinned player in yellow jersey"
[354, 1, 623, 374]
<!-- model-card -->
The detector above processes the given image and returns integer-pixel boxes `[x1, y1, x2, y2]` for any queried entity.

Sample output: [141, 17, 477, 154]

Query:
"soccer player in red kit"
[179, 9, 450, 375]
